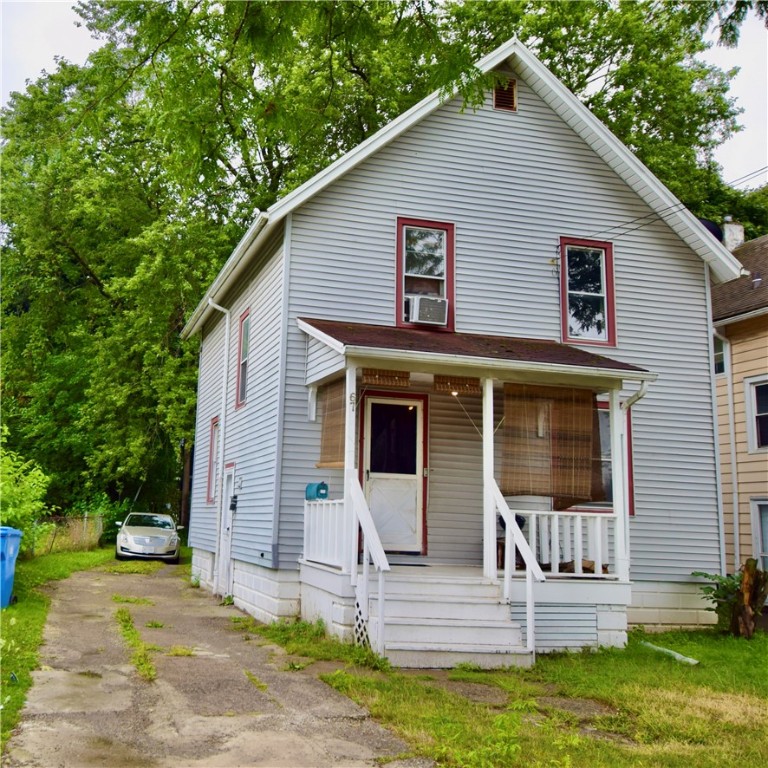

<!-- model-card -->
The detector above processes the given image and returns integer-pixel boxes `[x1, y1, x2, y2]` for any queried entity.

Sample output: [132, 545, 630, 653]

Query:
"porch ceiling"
[298, 318, 655, 388]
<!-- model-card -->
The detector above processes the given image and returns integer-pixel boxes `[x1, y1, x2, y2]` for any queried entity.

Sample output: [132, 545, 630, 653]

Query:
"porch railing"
[516, 509, 618, 578]
[303, 497, 347, 570]
[349, 476, 390, 654]
[302, 478, 390, 654]
[492, 482, 545, 654]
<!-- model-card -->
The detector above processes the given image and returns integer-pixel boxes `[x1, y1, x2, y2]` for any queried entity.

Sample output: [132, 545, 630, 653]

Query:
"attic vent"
[493, 80, 517, 112]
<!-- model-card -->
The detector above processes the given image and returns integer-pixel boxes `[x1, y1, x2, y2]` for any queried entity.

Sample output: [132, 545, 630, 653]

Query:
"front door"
[363, 396, 426, 553]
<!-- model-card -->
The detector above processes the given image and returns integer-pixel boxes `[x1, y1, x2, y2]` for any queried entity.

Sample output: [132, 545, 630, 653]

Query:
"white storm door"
[216, 466, 235, 595]
[364, 398, 424, 553]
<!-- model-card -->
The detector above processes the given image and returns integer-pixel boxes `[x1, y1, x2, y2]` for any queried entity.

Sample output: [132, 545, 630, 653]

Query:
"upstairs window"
[560, 238, 616, 346]
[206, 417, 220, 503]
[236, 309, 250, 407]
[396, 217, 455, 330]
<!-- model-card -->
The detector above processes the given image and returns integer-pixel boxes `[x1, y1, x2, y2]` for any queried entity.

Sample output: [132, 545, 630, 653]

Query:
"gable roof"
[298, 318, 655, 385]
[712, 235, 768, 323]
[182, 37, 744, 339]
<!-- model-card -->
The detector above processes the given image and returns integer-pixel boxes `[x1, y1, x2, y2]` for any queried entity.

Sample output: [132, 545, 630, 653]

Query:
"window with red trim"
[582, 402, 634, 515]
[396, 217, 455, 330]
[560, 238, 616, 346]
[236, 309, 250, 407]
[206, 417, 220, 503]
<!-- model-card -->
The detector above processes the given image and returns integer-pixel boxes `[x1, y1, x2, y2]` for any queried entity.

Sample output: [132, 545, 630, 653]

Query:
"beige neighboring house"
[712, 227, 768, 574]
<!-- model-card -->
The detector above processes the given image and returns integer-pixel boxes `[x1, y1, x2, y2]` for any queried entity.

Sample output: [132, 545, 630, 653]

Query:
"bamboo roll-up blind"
[317, 378, 345, 468]
[501, 384, 598, 510]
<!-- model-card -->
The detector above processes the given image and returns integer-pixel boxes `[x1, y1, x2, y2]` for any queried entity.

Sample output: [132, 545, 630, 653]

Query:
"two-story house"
[181, 38, 743, 667]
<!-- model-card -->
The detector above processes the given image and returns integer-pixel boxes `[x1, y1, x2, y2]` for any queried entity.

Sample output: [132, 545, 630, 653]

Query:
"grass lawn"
[253, 619, 768, 768]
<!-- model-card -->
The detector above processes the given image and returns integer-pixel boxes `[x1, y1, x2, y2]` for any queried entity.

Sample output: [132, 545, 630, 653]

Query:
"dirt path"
[3, 564, 430, 768]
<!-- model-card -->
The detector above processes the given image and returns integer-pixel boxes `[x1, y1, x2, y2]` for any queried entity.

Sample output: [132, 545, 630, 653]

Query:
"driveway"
[3, 563, 430, 768]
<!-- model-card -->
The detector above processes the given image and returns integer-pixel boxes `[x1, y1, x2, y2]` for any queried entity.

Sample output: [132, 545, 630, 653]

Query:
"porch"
[301, 492, 631, 667]
[297, 318, 654, 667]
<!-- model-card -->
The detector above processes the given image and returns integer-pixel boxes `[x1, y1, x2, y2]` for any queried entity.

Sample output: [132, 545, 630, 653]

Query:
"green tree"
[1, 61, 234, 507]
[2, 0, 765, 511]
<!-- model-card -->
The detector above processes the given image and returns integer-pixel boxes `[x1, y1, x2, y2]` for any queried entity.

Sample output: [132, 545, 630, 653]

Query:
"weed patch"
[111, 594, 154, 605]
[102, 560, 165, 575]
[245, 670, 268, 690]
[114, 607, 156, 681]
[255, 619, 390, 671]
[166, 645, 195, 657]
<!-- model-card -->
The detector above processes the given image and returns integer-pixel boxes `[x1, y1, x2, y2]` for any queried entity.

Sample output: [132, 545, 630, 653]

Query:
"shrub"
[0, 427, 54, 553]
[694, 559, 768, 638]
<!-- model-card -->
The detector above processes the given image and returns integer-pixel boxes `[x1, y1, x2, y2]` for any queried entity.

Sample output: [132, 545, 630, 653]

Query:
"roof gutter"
[181, 212, 271, 339]
[713, 305, 768, 328]
[344, 345, 657, 384]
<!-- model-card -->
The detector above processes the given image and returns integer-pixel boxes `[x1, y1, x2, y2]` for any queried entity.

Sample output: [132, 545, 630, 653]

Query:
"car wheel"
[170, 555, 180, 565]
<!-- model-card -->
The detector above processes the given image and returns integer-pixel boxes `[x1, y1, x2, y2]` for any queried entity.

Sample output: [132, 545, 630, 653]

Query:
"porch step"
[370, 594, 509, 622]
[384, 644, 533, 670]
[357, 566, 531, 668]
[373, 616, 523, 646]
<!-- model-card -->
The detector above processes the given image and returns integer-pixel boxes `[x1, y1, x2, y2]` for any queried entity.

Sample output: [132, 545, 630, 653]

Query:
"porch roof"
[298, 318, 654, 385]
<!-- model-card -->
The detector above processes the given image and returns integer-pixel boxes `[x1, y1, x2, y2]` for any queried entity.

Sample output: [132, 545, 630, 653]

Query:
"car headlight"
[168, 535, 179, 547]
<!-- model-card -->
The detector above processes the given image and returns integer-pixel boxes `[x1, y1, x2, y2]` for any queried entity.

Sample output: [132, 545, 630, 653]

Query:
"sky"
[2, 0, 767, 190]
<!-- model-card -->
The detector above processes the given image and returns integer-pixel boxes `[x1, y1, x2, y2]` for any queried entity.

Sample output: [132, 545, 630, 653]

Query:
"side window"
[745, 376, 768, 452]
[560, 238, 616, 346]
[396, 217, 455, 330]
[207, 417, 220, 503]
[713, 336, 725, 375]
[236, 309, 250, 407]
[585, 402, 635, 515]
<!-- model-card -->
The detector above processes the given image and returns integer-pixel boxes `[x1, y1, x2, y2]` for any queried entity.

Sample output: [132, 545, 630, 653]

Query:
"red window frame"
[206, 416, 220, 504]
[396, 217, 455, 331]
[560, 237, 616, 347]
[235, 308, 250, 408]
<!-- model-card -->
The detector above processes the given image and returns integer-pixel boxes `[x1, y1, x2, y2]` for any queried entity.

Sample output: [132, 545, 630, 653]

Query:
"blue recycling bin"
[0, 527, 23, 608]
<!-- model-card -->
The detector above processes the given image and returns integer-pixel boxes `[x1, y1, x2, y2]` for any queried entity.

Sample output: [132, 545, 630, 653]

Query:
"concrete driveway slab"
[3, 563, 430, 768]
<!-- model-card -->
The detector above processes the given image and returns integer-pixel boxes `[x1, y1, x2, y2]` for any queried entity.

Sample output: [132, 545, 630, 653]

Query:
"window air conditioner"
[408, 295, 448, 326]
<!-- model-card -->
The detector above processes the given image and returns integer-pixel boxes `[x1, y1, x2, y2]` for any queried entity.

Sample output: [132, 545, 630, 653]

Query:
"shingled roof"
[711, 235, 768, 323]
[299, 318, 651, 379]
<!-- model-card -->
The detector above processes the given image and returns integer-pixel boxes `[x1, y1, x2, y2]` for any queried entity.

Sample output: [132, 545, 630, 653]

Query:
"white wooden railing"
[516, 509, 617, 578]
[349, 477, 390, 654]
[492, 482, 545, 654]
[303, 478, 390, 654]
[303, 498, 347, 570]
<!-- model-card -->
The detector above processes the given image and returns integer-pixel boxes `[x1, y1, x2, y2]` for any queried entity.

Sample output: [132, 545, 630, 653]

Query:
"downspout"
[616, 380, 650, 582]
[714, 326, 739, 572]
[208, 299, 231, 591]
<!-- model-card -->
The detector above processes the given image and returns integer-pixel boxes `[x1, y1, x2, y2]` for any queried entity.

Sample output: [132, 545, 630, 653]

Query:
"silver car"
[115, 513, 182, 563]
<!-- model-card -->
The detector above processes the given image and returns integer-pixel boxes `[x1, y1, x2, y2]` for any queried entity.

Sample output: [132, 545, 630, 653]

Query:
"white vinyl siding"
[189, 320, 226, 552]
[225, 249, 284, 567]
[277, 74, 720, 580]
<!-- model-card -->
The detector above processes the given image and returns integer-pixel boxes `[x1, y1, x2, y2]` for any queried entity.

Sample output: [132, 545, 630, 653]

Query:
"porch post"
[346, 364, 358, 581]
[482, 378, 496, 579]
[609, 388, 629, 581]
